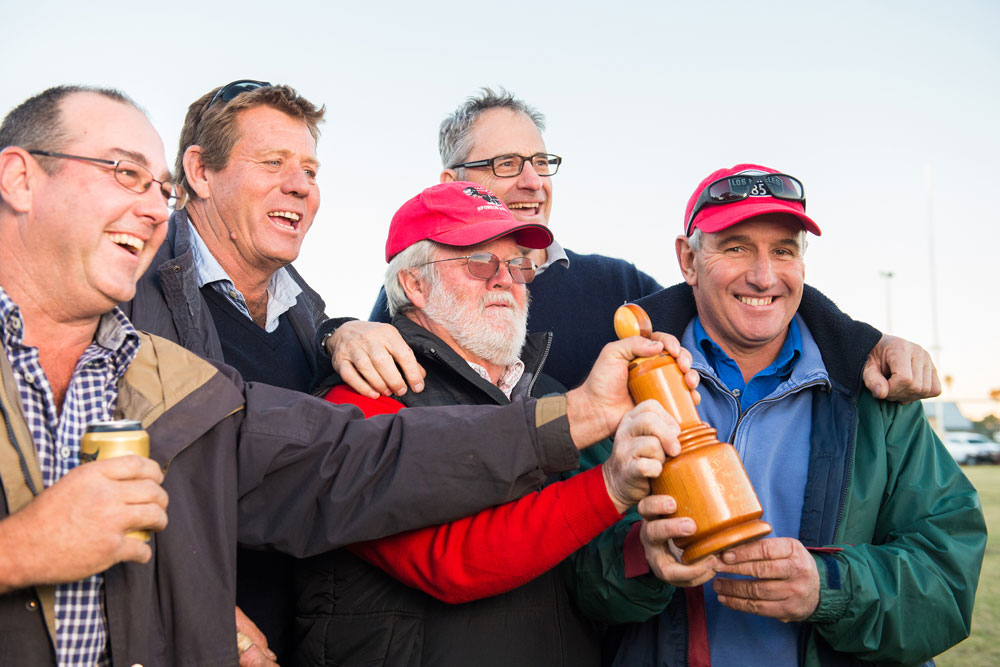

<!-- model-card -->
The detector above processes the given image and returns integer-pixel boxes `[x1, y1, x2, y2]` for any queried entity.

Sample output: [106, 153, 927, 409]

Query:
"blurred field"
[936, 465, 997, 666]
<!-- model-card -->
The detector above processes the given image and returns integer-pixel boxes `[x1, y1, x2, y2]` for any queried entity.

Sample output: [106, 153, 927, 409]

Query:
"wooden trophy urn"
[614, 303, 772, 563]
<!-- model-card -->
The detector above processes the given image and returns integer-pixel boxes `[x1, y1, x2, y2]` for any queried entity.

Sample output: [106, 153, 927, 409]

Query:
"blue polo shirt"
[693, 316, 802, 410]
[684, 315, 830, 667]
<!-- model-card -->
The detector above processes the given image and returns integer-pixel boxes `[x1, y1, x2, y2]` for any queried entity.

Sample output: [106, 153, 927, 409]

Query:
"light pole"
[879, 270, 894, 333]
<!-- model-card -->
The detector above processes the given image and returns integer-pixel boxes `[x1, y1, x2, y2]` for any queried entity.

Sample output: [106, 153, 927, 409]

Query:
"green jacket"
[564, 284, 986, 666]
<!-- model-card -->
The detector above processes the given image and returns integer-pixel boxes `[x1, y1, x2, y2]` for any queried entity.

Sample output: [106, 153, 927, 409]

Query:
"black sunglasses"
[686, 172, 805, 236]
[207, 79, 272, 109]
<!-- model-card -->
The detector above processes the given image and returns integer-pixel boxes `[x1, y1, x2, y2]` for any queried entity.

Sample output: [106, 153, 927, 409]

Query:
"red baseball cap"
[684, 164, 821, 236]
[385, 182, 553, 261]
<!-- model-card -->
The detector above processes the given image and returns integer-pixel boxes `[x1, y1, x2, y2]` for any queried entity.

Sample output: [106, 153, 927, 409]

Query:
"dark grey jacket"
[0, 332, 581, 666]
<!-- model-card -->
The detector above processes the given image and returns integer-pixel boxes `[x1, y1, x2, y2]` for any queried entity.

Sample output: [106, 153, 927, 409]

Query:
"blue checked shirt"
[0, 286, 140, 667]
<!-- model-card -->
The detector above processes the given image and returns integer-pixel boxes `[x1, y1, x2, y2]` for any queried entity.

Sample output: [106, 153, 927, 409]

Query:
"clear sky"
[3, 0, 998, 417]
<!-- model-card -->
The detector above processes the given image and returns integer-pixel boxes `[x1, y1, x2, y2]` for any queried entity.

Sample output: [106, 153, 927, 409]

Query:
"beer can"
[81, 420, 151, 541]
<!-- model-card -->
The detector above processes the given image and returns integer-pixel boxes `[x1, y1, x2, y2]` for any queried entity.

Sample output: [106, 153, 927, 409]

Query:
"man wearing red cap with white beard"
[602, 164, 985, 667]
[295, 181, 698, 667]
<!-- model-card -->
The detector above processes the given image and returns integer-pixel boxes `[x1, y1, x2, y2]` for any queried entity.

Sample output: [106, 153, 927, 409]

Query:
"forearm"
[236, 386, 580, 556]
[350, 465, 620, 603]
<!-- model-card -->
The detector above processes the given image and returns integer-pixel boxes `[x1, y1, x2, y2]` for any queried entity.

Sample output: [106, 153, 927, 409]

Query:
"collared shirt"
[466, 359, 526, 399]
[693, 316, 802, 409]
[187, 219, 302, 333]
[535, 239, 570, 275]
[684, 314, 829, 667]
[0, 286, 140, 667]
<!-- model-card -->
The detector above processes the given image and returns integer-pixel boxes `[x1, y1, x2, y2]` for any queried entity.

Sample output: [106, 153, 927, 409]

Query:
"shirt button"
[9, 317, 21, 330]
[25, 599, 38, 612]
[733, 389, 741, 397]
[23, 372, 34, 384]
[228, 290, 240, 300]
[59, 446, 71, 459]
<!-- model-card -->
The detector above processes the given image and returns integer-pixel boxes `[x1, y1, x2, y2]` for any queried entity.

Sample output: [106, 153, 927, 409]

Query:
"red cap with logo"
[684, 163, 821, 236]
[385, 182, 553, 261]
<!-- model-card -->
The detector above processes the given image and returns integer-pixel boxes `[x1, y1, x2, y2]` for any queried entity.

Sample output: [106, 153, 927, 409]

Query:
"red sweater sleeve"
[324, 384, 623, 604]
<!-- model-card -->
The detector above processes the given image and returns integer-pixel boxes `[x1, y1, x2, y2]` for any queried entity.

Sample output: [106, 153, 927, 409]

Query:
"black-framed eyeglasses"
[207, 79, 272, 109]
[29, 150, 186, 209]
[422, 252, 538, 284]
[685, 171, 805, 236]
[450, 153, 562, 178]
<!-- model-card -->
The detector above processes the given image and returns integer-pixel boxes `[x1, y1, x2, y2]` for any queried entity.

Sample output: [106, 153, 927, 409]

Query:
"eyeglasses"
[450, 153, 562, 178]
[686, 171, 805, 236]
[207, 79, 272, 109]
[29, 150, 185, 209]
[422, 252, 538, 284]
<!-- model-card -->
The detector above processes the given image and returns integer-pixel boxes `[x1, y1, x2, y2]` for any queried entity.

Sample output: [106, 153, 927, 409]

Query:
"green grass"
[936, 465, 997, 667]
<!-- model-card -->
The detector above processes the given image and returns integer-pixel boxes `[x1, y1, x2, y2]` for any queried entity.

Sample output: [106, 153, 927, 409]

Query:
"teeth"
[507, 203, 538, 209]
[739, 296, 774, 306]
[268, 211, 300, 221]
[106, 232, 144, 255]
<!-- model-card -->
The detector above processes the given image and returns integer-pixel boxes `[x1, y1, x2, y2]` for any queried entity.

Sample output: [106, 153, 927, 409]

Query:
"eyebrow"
[107, 147, 172, 182]
[715, 233, 802, 249]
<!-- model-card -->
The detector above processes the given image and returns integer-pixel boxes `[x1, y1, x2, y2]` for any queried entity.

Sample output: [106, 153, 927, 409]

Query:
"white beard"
[422, 287, 529, 367]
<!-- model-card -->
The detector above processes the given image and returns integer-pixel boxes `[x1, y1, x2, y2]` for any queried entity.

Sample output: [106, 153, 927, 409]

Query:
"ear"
[440, 169, 458, 184]
[182, 145, 212, 200]
[676, 236, 698, 287]
[0, 147, 36, 214]
[399, 268, 431, 308]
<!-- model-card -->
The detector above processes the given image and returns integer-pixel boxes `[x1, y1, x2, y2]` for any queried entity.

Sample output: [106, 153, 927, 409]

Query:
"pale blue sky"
[3, 0, 998, 415]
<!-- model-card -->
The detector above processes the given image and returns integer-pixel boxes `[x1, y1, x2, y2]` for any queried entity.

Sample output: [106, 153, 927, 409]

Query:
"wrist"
[566, 387, 614, 448]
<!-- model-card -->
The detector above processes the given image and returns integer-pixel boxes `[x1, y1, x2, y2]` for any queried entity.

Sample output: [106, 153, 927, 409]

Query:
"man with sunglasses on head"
[121, 79, 329, 664]
[0, 85, 675, 666]
[325, 88, 942, 415]
[295, 181, 693, 666]
[600, 164, 985, 666]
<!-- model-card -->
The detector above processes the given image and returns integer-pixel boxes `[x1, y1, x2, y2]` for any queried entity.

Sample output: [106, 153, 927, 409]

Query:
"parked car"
[944, 432, 1000, 465]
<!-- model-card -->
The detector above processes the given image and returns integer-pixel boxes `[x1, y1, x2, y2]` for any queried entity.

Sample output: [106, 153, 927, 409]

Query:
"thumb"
[863, 362, 889, 399]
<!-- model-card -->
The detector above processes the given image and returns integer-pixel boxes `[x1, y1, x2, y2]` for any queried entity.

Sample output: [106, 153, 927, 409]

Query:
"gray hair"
[385, 240, 440, 316]
[439, 87, 546, 177]
[687, 225, 809, 255]
[0, 85, 140, 176]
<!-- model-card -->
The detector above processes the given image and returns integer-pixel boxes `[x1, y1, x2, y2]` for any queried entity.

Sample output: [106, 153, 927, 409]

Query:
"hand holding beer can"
[81, 420, 152, 542]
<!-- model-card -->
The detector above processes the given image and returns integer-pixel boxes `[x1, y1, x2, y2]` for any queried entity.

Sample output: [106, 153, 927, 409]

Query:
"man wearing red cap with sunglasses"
[599, 165, 986, 667]
[295, 181, 696, 666]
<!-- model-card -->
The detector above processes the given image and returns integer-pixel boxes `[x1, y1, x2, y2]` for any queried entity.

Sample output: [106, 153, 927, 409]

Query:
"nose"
[515, 161, 543, 191]
[746, 254, 776, 290]
[135, 185, 171, 226]
[489, 260, 516, 289]
[282, 165, 313, 198]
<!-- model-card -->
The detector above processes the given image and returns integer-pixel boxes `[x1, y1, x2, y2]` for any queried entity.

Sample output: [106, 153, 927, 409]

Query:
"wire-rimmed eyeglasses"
[29, 150, 186, 209]
[421, 252, 538, 284]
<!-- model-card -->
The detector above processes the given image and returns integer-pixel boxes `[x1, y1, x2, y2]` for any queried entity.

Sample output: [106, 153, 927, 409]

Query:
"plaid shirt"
[0, 287, 140, 666]
[466, 358, 525, 399]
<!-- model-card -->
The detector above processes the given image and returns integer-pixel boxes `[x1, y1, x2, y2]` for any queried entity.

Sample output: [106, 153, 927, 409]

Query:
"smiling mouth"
[268, 211, 301, 230]
[106, 232, 144, 256]
[507, 202, 540, 216]
[738, 296, 775, 306]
